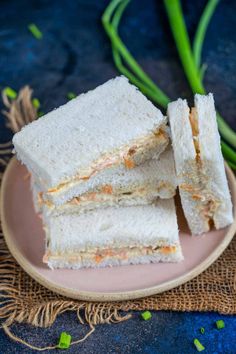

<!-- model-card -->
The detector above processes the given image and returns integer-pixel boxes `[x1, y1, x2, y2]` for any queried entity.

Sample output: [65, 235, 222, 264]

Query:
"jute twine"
[0, 87, 235, 350]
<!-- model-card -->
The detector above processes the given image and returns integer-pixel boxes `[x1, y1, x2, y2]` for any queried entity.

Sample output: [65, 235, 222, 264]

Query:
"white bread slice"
[34, 147, 177, 217]
[43, 145, 175, 206]
[44, 199, 183, 269]
[195, 94, 233, 230]
[13, 76, 168, 198]
[168, 93, 233, 235]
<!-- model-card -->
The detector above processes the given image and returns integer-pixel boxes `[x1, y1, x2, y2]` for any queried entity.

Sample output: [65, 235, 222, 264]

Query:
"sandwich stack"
[13, 76, 182, 268]
[13, 76, 233, 270]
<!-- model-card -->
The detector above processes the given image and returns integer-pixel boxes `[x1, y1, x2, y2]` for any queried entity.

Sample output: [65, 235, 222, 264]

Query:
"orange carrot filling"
[45, 128, 168, 194]
[101, 185, 113, 194]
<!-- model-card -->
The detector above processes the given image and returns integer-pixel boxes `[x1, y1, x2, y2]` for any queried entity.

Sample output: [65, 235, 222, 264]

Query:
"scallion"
[58, 332, 71, 349]
[141, 311, 152, 321]
[67, 92, 77, 100]
[102, 0, 169, 107]
[200, 327, 205, 334]
[2, 87, 17, 99]
[32, 98, 40, 109]
[193, 0, 220, 70]
[164, 0, 236, 151]
[28, 23, 43, 40]
[221, 141, 236, 165]
[216, 319, 225, 329]
[102, 0, 236, 167]
[194, 338, 205, 352]
[37, 111, 44, 117]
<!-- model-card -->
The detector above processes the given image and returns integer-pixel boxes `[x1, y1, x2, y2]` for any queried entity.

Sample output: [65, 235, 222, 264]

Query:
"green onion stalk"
[102, 0, 170, 107]
[102, 0, 236, 168]
[163, 0, 236, 156]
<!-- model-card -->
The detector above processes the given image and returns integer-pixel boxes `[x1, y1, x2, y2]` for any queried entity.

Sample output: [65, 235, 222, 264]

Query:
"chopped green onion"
[58, 332, 71, 349]
[37, 111, 44, 117]
[67, 92, 77, 100]
[193, 0, 220, 70]
[216, 319, 225, 329]
[32, 98, 40, 109]
[200, 327, 205, 334]
[141, 311, 152, 321]
[194, 338, 205, 352]
[28, 23, 43, 40]
[2, 87, 17, 99]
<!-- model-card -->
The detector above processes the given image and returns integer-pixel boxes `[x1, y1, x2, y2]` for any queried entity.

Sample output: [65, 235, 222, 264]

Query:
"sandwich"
[33, 147, 177, 218]
[167, 93, 233, 235]
[13, 76, 169, 206]
[43, 199, 183, 269]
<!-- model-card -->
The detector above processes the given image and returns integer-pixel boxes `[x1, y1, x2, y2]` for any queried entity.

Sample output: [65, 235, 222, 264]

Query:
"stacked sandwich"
[13, 77, 233, 269]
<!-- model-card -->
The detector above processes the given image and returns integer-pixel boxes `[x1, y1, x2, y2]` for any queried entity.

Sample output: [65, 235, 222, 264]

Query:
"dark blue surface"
[0, 0, 236, 352]
[0, 311, 235, 353]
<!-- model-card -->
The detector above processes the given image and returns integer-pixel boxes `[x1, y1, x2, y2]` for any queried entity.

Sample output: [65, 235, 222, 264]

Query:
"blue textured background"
[0, 0, 236, 353]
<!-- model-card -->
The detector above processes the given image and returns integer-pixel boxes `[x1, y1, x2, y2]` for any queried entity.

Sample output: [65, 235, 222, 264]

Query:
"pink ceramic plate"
[1, 158, 236, 301]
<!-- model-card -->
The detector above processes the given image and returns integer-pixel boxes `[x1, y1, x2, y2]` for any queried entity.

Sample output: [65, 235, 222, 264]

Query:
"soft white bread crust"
[42, 146, 177, 207]
[168, 99, 207, 234]
[46, 199, 180, 252]
[194, 94, 233, 229]
[13, 76, 167, 188]
[168, 94, 233, 235]
[45, 200, 182, 269]
[167, 98, 196, 169]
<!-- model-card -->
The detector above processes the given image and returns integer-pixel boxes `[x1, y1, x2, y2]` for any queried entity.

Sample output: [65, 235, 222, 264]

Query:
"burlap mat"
[0, 87, 236, 333]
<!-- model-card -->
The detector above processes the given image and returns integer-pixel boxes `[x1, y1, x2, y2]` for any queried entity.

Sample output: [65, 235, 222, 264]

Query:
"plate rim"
[1, 157, 236, 302]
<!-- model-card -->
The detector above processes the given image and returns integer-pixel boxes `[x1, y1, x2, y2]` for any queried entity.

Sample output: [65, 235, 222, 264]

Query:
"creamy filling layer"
[40, 182, 174, 210]
[189, 107, 200, 162]
[45, 128, 168, 195]
[43, 244, 178, 264]
[182, 108, 219, 227]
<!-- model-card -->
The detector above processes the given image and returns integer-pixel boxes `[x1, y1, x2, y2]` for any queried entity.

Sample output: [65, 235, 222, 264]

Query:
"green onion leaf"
[110, 0, 169, 106]
[37, 111, 44, 117]
[227, 160, 236, 170]
[67, 92, 77, 100]
[2, 87, 17, 99]
[141, 311, 152, 321]
[221, 141, 236, 166]
[102, 0, 170, 107]
[193, 0, 220, 70]
[216, 319, 225, 329]
[217, 113, 236, 149]
[102, 0, 236, 160]
[200, 327, 205, 334]
[163, 0, 236, 150]
[58, 332, 71, 349]
[163, 0, 205, 94]
[32, 98, 40, 109]
[199, 63, 207, 81]
[28, 23, 43, 40]
[194, 338, 205, 351]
